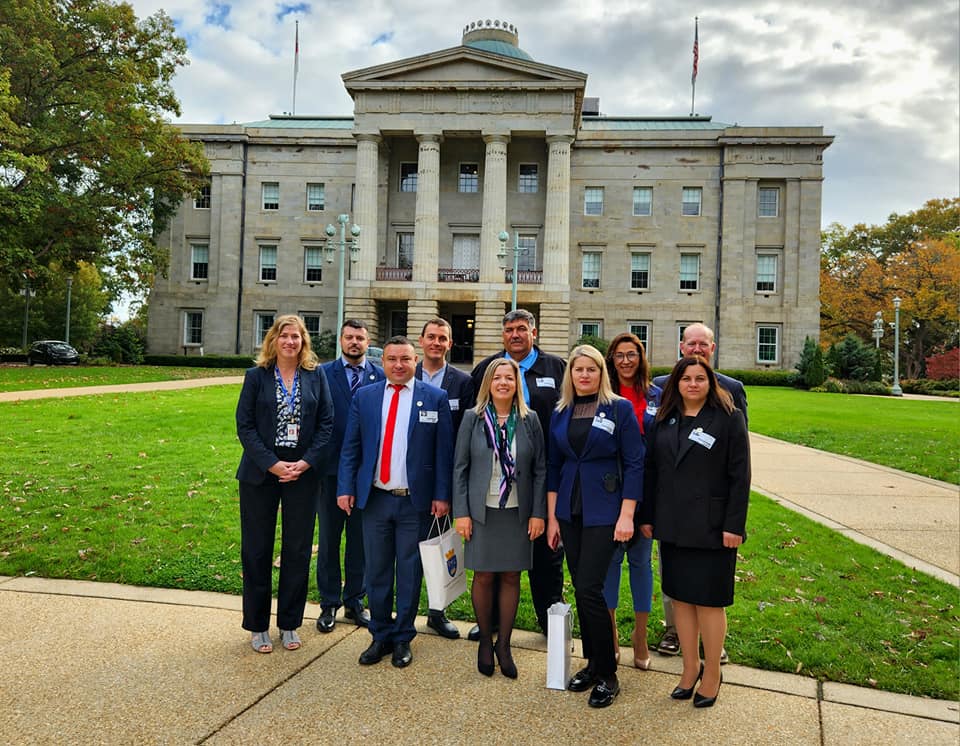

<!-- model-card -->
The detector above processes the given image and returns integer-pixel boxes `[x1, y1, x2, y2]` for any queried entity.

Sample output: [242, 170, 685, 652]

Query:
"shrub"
[311, 330, 337, 360]
[843, 380, 891, 395]
[648, 366, 797, 387]
[827, 333, 880, 382]
[796, 336, 827, 388]
[143, 354, 253, 368]
[901, 378, 960, 396]
[574, 334, 609, 356]
[925, 348, 960, 380]
[92, 322, 145, 364]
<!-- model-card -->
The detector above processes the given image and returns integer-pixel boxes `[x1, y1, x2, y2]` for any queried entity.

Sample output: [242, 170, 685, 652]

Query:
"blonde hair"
[255, 314, 319, 371]
[556, 344, 618, 411]
[473, 357, 530, 418]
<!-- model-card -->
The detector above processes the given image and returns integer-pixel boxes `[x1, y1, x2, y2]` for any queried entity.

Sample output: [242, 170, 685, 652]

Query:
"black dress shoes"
[391, 641, 413, 668]
[358, 639, 392, 665]
[467, 623, 498, 642]
[427, 611, 460, 639]
[343, 604, 370, 628]
[567, 666, 597, 692]
[588, 677, 620, 708]
[670, 663, 704, 700]
[316, 607, 336, 633]
[693, 674, 723, 708]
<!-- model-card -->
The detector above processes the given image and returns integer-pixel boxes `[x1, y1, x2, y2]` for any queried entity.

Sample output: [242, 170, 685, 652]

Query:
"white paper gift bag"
[546, 602, 573, 690]
[418, 515, 467, 610]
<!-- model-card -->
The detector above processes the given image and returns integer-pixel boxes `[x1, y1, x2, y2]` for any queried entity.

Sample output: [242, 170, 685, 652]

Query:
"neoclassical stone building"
[148, 21, 832, 368]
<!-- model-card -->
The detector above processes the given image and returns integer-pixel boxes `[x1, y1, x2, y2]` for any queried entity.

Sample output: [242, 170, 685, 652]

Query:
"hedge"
[143, 354, 254, 369]
[649, 366, 798, 387]
[900, 379, 960, 397]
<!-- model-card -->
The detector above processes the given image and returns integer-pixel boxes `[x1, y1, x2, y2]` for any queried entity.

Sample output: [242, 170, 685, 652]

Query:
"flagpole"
[690, 16, 698, 116]
[292, 20, 299, 115]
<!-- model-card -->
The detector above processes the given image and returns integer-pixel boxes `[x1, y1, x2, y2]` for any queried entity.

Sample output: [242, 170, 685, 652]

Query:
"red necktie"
[379, 384, 403, 484]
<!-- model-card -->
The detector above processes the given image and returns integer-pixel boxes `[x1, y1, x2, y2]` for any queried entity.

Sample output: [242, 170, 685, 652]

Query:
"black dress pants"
[558, 517, 618, 678]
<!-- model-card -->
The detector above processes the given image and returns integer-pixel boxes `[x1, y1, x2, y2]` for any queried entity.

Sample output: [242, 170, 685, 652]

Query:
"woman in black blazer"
[453, 357, 546, 679]
[546, 344, 644, 708]
[640, 355, 750, 708]
[236, 314, 333, 654]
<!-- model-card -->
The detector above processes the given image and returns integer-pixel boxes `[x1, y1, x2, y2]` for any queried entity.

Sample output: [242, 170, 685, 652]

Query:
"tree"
[796, 336, 827, 388]
[0, 0, 208, 299]
[826, 333, 879, 382]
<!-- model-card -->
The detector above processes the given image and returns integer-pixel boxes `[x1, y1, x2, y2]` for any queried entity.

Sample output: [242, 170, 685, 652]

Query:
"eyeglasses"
[612, 352, 639, 361]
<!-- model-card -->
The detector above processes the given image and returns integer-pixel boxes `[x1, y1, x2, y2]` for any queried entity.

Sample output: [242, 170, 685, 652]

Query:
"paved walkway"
[1, 380, 958, 743]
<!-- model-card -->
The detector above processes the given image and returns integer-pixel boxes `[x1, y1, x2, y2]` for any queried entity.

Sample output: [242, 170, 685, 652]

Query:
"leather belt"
[376, 487, 410, 496]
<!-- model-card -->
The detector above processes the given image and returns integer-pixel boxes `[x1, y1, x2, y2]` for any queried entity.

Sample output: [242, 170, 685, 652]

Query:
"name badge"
[688, 428, 716, 449]
[448, 398, 459, 411]
[645, 404, 658, 416]
[419, 410, 439, 423]
[592, 416, 615, 434]
[286, 423, 300, 441]
[535, 377, 556, 389]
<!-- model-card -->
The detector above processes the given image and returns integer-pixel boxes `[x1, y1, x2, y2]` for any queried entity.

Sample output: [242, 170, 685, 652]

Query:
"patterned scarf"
[483, 403, 517, 508]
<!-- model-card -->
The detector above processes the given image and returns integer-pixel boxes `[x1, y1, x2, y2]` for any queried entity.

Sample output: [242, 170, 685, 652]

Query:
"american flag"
[692, 18, 699, 84]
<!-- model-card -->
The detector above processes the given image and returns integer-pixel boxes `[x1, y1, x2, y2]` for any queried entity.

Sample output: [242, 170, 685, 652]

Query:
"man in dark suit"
[337, 336, 454, 668]
[415, 317, 476, 640]
[315, 319, 385, 634]
[468, 309, 566, 637]
[651, 321, 746, 661]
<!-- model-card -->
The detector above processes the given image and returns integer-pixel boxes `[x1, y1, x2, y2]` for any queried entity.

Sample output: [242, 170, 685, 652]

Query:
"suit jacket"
[321, 358, 386, 476]
[337, 379, 454, 513]
[640, 403, 751, 548]
[652, 371, 748, 426]
[547, 397, 645, 527]
[416, 362, 476, 434]
[452, 409, 546, 526]
[235, 365, 334, 484]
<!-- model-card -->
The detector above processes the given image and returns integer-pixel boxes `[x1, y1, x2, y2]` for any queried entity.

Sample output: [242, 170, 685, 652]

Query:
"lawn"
[0, 364, 244, 392]
[746, 387, 959, 484]
[1, 385, 957, 699]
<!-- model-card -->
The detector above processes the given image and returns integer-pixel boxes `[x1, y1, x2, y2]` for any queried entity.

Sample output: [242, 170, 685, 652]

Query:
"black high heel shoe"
[494, 640, 517, 679]
[477, 638, 494, 677]
[670, 663, 704, 700]
[694, 673, 722, 708]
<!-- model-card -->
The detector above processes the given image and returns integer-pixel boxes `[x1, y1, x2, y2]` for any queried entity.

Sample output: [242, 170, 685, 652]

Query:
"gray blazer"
[452, 409, 547, 526]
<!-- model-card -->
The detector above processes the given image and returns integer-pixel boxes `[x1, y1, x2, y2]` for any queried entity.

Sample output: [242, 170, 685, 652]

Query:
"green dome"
[465, 38, 533, 61]
[461, 21, 533, 61]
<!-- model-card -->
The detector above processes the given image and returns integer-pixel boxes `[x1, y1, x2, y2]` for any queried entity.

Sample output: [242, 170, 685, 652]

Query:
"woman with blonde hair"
[453, 357, 546, 678]
[236, 314, 334, 653]
[546, 345, 644, 707]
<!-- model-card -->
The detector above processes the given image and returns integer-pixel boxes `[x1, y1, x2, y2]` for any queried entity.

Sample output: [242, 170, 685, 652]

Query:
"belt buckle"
[391, 488, 409, 496]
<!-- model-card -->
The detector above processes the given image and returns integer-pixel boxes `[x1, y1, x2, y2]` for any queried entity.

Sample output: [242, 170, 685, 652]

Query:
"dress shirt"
[374, 379, 413, 490]
[420, 364, 446, 388]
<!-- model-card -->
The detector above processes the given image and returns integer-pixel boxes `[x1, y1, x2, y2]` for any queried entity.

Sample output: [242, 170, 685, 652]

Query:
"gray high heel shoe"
[280, 629, 301, 650]
[251, 631, 273, 654]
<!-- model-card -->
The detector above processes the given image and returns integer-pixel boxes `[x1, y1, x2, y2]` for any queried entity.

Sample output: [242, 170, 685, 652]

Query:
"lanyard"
[275, 367, 299, 415]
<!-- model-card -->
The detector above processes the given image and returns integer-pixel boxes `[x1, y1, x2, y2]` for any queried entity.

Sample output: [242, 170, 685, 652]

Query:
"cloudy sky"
[128, 0, 959, 229]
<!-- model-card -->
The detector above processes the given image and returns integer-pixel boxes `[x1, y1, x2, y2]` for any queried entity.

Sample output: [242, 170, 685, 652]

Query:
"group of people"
[234, 311, 750, 710]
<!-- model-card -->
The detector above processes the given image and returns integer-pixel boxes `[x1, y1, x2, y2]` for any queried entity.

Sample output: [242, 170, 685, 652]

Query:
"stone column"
[406, 299, 440, 341]
[353, 133, 381, 280]
[543, 135, 573, 287]
[473, 298, 508, 360]
[479, 134, 509, 282]
[413, 133, 441, 283]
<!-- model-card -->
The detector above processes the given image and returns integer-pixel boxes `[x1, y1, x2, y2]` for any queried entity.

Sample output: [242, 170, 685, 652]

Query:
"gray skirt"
[464, 506, 533, 572]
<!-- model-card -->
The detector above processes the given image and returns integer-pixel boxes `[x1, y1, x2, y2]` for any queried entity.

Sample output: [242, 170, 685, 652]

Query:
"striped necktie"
[349, 365, 362, 394]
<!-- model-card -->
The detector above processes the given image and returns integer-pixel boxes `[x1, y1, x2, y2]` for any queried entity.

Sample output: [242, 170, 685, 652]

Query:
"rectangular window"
[190, 243, 209, 280]
[630, 252, 650, 290]
[756, 253, 778, 293]
[633, 187, 653, 216]
[757, 325, 780, 363]
[397, 232, 414, 269]
[183, 311, 203, 345]
[758, 187, 780, 217]
[458, 163, 479, 193]
[306, 183, 325, 211]
[584, 187, 604, 216]
[304, 246, 323, 283]
[518, 163, 538, 193]
[679, 253, 700, 291]
[517, 234, 537, 271]
[301, 313, 321, 338]
[628, 322, 651, 358]
[399, 163, 417, 192]
[194, 184, 211, 209]
[452, 234, 480, 270]
[582, 252, 601, 288]
[681, 187, 702, 216]
[262, 182, 279, 210]
[259, 245, 277, 282]
[255, 313, 275, 346]
[579, 321, 602, 339]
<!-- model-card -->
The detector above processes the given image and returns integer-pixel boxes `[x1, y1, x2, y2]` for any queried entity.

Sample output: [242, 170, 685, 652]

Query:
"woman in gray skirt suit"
[453, 357, 546, 679]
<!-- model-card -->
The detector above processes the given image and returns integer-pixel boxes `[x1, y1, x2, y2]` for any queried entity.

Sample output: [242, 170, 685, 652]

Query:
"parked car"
[366, 345, 384, 367]
[27, 340, 80, 366]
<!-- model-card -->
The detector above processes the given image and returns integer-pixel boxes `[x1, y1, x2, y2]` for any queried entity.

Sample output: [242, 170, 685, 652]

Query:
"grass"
[0, 365, 243, 392]
[1, 385, 957, 699]
[746, 387, 959, 484]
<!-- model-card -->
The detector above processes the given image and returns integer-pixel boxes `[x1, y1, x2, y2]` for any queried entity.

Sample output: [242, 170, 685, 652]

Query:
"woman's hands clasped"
[269, 459, 310, 483]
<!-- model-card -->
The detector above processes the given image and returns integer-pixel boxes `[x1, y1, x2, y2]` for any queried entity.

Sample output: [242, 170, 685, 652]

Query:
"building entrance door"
[450, 314, 475, 364]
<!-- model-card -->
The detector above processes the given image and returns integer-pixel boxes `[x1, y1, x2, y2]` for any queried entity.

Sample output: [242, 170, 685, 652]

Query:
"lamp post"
[324, 213, 360, 358]
[871, 310, 884, 349]
[891, 296, 903, 396]
[65, 276, 74, 345]
[19, 274, 34, 349]
[496, 230, 529, 312]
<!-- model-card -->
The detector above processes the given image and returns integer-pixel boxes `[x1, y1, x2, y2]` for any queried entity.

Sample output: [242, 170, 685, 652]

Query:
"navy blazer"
[653, 371, 748, 426]
[337, 379, 454, 513]
[547, 397, 645, 527]
[416, 363, 476, 434]
[641, 403, 750, 548]
[321, 358, 386, 476]
[235, 365, 334, 484]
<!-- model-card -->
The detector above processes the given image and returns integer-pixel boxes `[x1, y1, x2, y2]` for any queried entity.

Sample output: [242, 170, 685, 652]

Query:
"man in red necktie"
[337, 336, 454, 668]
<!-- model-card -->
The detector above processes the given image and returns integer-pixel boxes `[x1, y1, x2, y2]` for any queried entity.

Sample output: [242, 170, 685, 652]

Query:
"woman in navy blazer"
[546, 345, 644, 708]
[236, 314, 333, 654]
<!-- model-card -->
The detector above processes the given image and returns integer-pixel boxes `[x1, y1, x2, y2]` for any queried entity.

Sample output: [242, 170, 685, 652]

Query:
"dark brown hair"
[604, 332, 651, 398]
[656, 355, 733, 422]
